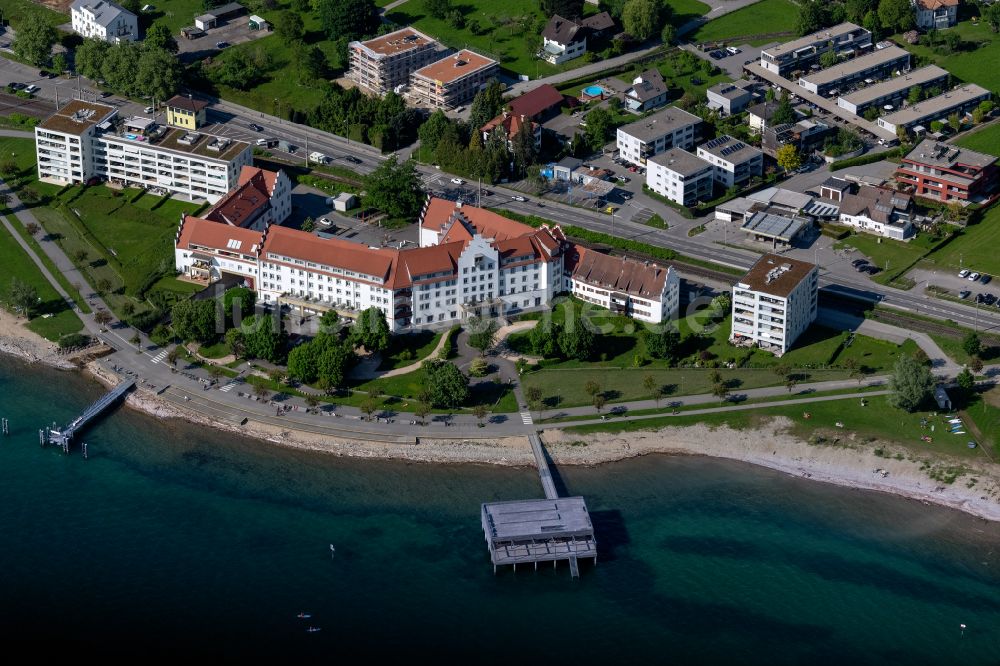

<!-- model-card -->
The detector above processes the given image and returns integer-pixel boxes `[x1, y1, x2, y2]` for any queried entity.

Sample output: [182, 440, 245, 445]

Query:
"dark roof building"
[507, 84, 565, 120]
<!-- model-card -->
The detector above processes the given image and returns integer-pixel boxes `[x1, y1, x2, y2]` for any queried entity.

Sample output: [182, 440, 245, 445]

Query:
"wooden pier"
[40, 379, 135, 453]
[481, 433, 596, 578]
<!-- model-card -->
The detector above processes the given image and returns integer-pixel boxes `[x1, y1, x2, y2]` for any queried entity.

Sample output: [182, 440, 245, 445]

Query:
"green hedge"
[820, 224, 851, 240]
[829, 146, 906, 172]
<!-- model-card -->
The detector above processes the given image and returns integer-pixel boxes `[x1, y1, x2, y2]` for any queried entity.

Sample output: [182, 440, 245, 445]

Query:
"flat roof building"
[348, 27, 441, 96]
[741, 210, 808, 246]
[696, 134, 764, 188]
[646, 148, 714, 206]
[706, 80, 755, 116]
[797, 46, 911, 96]
[760, 23, 871, 76]
[877, 84, 991, 136]
[616, 105, 700, 166]
[409, 49, 499, 110]
[837, 65, 950, 116]
[731, 253, 818, 355]
[896, 139, 998, 203]
[481, 498, 596, 573]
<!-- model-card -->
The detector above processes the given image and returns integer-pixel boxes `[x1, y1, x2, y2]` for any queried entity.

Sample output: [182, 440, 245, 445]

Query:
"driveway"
[684, 42, 776, 79]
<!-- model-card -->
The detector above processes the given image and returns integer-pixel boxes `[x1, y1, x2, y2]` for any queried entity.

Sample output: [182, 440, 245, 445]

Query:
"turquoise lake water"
[1, 355, 999, 661]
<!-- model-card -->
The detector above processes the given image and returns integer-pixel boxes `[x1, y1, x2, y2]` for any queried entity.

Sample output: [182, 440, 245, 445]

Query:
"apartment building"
[646, 148, 714, 206]
[564, 245, 679, 324]
[696, 135, 764, 188]
[731, 254, 818, 356]
[36, 101, 252, 203]
[796, 46, 910, 97]
[877, 84, 992, 136]
[896, 139, 998, 202]
[409, 50, 499, 110]
[616, 106, 700, 166]
[201, 166, 292, 231]
[347, 27, 441, 96]
[913, 0, 958, 30]
[837, 65, 950, 116]
[759, 23, 871, 76]
[70, 0, 137, 43]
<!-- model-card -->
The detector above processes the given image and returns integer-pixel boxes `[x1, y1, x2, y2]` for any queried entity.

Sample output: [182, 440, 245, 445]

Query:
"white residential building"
[706, 80, 754, 116]
[646, 148, 714, 207]
[913, 0, 958, 30]
[35, 101, 252, 203]
[731, 254, 819, 356]
[70, 0, 138, 43]
[565, 246, 678, 324]
[759, 22, 871, 76]
[200, 166, 292, 231]
[616, 106, 700, 166]
[696, 135, 764, 188]
[837, 185, 914, 240]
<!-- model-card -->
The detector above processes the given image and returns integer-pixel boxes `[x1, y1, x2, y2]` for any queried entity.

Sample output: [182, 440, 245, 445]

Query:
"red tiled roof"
[480, 112, 537, 141]
[238, 165, 278, 195]
[411, 49, 497, 85]
[422, 197, 535, 240]
[205, 172, 271, 228]
[565, 245, 669, 298]
[262, 225, 398, 284]
[915, 0, 958, 8]
[177, 215, 263, 256]
[507, 84, 564, 119]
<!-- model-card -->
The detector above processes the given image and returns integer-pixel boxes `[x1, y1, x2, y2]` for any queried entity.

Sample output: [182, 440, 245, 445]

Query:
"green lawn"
[144, 0, 205, 34]
[664, 0, 711, 26]
[923, 205, 1000, 275]
[836, 232, 931, 283]
[0, 0, 66, 29]
[895, 20, 1000, 98]
[689, 0, 799, 46]
[0, 220, 83, 342]
[378, 329, 442, 370]
[954, 121, 1000, 156]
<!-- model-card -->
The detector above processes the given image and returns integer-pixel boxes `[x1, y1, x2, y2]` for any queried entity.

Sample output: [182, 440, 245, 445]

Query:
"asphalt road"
[3, 55, 999, 334]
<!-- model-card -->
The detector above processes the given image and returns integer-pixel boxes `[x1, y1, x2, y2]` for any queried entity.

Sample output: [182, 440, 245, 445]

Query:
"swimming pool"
[583, 85, 604, 97]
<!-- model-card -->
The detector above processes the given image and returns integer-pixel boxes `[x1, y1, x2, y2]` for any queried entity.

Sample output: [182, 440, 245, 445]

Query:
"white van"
[309, 151, 328, 165]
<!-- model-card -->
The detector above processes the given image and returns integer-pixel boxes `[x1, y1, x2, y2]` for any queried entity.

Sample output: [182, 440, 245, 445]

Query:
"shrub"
[58, 333, 91, 349]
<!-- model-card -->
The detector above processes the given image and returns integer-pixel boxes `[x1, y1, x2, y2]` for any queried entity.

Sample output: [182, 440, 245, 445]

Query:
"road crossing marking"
[150, 349, 168, 364]
[219, 379, 240, 392]
[520, 411, 533, 425]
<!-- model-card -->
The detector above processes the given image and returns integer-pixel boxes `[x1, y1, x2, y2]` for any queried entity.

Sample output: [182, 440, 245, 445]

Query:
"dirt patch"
[36, 0, 72, 14]
[985, 386, 1000, 409]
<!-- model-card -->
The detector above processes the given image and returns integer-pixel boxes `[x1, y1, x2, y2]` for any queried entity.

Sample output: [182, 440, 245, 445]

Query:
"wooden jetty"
[481, 433, 596, 578]
[40, 379, 135, 453]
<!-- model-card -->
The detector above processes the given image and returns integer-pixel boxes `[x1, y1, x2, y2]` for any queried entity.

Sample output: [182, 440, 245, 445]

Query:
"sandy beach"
[5, 315, 1000, 523]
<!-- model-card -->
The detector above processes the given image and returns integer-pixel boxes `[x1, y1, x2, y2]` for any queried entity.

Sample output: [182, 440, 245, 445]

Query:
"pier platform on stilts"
[40, 379, 135, 453]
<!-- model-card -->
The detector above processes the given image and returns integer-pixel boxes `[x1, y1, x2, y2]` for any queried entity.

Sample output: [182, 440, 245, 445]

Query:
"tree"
[772, 91, 796, 125]
[0, 160, 17, 178]
[294, 44, 328, 84]
[473, 403, 489, 427]
[225, 327, 246, 359]
[796, 0, 827, 36]
[360, 395, 379, 420]
[956, 367, 975, 398]
[351, 307, 391, 354]
[643, 325, 680, 360]
[287, 341, 321, 383]
[75, 38, 109, 81]
[317, 0, 379, 42]
[963, 332, 981, 358]
[317, 337, 355, 389]
[541, 0, 584, 19]
[593, 393, 606, 413]
[819, 50, 839, 68]
[584, 380, 602, 399]
[136, 46, 182, 102]
[469, 79, 506, 135]
[558, 324, 595, 361]
[253, 382, 270, 401]
[469, 357, 489, 377]
[13, 14, 56, 66]
[621, 0, 659, 40]
[846, 0, 877, 23]
[52, 52, 68, 74]
[275, 10, 305, 42]
[711, 382, 729, 402]
[241, 314, 286, 363]
[211, 49, 261, 90]
[144, 23, 178, 54]
[887, 355, 934, 412]
[223, 286, 256, 320]
[660, 23, 675, 46]
[25, 222, 40, 236]
[424, 359, 469, 408]
[418, 110, 453, 156]
[171, 299, 217, 343]
[877, 0, 914, 33]
[319, 309, 340, 335]
[467, 317, 498, 355]
[584, 106, 614, 151]
[19, 187, 41, 205]
[121, 301, 135, 317]
[948, 112, 962, 132]
[525, 385, 543, 406]
[987, 3, 1000, 34]
[862, 9, 881, 38]
[8, 278, 37, 316]
[72, 249, 89, 264]
[166, 347, 180, 368]
[207, 364, 223, 382]
[529, 320, 562, 357]
[94, 309, 113, 327]
[414, 399, 431, 425]
[776, 144, 802, 172]
[101, 42, 141, 95]
[786, 378, 798, 393]
[907, 85, 922, 105]
[362, 156, 424, 220]
[268, 367, 287, 386]
[426, 0, 453, 18]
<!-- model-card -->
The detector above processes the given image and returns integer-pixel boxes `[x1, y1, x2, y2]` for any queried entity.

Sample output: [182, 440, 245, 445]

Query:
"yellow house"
[165, 94, 208, 130]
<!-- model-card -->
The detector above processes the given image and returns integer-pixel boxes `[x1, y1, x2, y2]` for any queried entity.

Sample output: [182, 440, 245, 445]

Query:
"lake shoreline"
[5, 317, 1000, 524]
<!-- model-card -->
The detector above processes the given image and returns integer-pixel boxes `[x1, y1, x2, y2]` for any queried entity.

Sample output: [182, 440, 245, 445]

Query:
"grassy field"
[379, 329, 442, 370]
[145, 0, 204, 34]
[895, 20, 1000, 96]
[922, 205, 1000, 275]
[689, 0, 799, 46]
[954, 121, 1000, 157]
[836, 232, 930, 279]
[0, 0, 66, 29]
[0, 220, 83, 342]
[664, 0, 711, 26]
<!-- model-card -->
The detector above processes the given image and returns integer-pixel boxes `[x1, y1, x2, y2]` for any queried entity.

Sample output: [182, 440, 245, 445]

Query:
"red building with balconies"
[896, 139, 998, 203]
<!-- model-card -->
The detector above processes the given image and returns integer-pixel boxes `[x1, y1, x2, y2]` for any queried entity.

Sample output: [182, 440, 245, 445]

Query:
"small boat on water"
[306, 627, 322, 633]
[297, 613, 312, 619]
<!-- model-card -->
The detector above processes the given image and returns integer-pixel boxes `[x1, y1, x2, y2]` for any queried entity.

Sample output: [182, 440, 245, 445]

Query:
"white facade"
[568, 266, 678, 324]
[541, 35, 586, 64]
[71, 1, 138, 43]
[731, 257, 818, 356]
[913, 0, 958, 29]
[646, 149, 714, 206]
[838, 210, 912, 240]
[615, 107, 700, 166]
[696, 137, 764, 189]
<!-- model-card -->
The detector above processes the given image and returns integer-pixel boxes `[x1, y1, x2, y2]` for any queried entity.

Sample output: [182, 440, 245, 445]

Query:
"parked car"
[726, 46, 741, 55]
[621, 193, 632, 200]
[215, 41, 230, 49]
[863, 265, 881, 275]
[959, 290, 971, 299]
[99, 91, 113, 98]
[345, 155, 362, 164]
[38, 70, 53, 78]
[511, 195, 526, 202]
[985, 294, 997, 305]
[969, 272, 981, 281]
[690, 77, 703, 85]
[23, 84, 39, 94]
[450, 177, 464, 185]
[144, 106, 155, 113]
[958, 269, 970, 278]
[709, 50, 725, 60]
[851, 259, 868, 268]
[319, 217, 332, 226]
[480, 189, 493, 196]
[616, 175, 630, 183]
[248, 123, 263, 132]
[981, 274, 992, 285]
[9, 82, 25, 90]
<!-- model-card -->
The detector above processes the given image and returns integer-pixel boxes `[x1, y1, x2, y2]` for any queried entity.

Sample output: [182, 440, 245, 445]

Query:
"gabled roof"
[262, 225, 398, 284]
[839, 186, 911, 221]
[203, 167, 280, 228]
[915, 0, 958, 8]
[165, 95, 209, 114]
[565, 246, 670, 299]
[580, 11, 615, 32]
[480, 112, 536, 141]
[626, 69, 667, 103]
[507, 84, 564, 118]
[176, 215, 263, 257]
[237, 165, 278, 195]
[71, 0, 134, 27]
[542, 14, 585, 45]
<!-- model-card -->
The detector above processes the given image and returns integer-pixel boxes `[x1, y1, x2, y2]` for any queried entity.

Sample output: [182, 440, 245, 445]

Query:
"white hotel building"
[176, 196, 679, 331]
[36, 100, 252, 203]
[731, 254, 818, 356]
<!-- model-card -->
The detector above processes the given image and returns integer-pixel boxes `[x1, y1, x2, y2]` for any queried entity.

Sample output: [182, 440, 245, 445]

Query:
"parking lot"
[908, 266, 1000, 305]
[686, 42, 776, 79]
[177, 19, 271, 60]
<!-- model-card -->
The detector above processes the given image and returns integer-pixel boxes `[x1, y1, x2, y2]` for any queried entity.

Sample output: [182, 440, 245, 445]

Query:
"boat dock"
[40, 379, 135, 453]
[481, 433, 596, 578]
